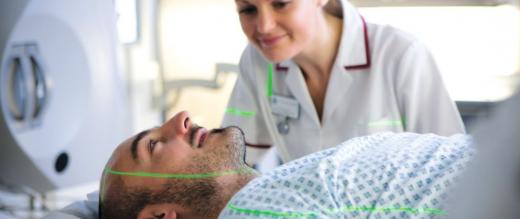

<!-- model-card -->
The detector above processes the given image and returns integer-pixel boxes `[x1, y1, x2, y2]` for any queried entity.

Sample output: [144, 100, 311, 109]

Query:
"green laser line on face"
[227, 203, 446, 217]
[104, 166, 256, 179]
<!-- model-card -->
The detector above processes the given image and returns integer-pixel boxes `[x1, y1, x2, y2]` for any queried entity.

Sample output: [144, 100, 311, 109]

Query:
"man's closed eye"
[148, 139, 158, 155]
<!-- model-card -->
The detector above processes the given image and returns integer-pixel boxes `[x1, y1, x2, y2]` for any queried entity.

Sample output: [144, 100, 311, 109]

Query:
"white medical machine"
[0, 0, 131, 192]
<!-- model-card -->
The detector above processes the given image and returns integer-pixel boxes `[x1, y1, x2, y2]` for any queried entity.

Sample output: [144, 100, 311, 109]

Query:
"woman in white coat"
[223, 0, 465, 165]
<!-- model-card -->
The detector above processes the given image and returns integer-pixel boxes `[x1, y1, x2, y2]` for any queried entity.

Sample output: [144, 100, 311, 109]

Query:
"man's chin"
[227, 126, 246, 143]
[226, 125, 245, 135]
[221, 126, 247, 164]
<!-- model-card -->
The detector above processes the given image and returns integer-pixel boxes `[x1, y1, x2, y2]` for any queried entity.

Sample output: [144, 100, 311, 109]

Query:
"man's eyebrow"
[131, 129, 151, 161]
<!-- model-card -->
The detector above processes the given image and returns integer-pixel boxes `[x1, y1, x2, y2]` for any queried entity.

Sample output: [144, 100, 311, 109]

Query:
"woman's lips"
[259, 35, 285, 47]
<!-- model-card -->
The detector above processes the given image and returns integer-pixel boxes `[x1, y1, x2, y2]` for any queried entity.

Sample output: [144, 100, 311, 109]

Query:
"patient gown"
[219, 132, 474, 219]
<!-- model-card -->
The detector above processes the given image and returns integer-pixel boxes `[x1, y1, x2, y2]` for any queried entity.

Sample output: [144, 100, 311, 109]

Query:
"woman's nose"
[163, 111, 191, 136]
[257, 10, 275, 34]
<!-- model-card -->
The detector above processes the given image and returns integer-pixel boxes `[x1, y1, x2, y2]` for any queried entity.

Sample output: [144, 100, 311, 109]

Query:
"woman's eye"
[148, 140, 158, 154]
[239, 6, 257, 15]
[273, 1, 289, 9]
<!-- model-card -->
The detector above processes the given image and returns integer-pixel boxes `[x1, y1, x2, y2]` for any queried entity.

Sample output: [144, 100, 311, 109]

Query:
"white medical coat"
[222, 0, 465, 165]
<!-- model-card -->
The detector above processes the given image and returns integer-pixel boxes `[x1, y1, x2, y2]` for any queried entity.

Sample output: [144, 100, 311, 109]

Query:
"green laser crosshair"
[224, 63, 275, 118]
[104, 166, 256, 179]
[227, 203, 446, 218]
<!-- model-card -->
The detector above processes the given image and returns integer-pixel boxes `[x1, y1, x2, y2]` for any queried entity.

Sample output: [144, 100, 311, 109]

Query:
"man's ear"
[137, 203, 178, 219]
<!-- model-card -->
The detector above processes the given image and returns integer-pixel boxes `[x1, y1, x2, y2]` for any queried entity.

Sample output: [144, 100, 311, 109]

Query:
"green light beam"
[225, 108, 256, 117]
[367, 119, 406, 128]
[267, 63, 274, 98]
[227, 203, 446, 217]
[105, 166, 255, 179]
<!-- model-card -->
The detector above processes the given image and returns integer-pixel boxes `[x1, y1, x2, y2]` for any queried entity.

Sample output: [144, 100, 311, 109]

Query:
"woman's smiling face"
[235, 0, 325, 62]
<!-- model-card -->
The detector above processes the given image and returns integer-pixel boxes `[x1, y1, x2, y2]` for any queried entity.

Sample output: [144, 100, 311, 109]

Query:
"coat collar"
[336, 0, 371, 70]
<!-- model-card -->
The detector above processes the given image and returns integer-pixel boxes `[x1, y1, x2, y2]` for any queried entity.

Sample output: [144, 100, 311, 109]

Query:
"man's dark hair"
[99, 175, 219, 219]
[99, 176, 151, 218]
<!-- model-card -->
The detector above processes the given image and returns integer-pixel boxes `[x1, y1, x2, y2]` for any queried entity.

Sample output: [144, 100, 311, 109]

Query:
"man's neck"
[214, 169, 259, 216]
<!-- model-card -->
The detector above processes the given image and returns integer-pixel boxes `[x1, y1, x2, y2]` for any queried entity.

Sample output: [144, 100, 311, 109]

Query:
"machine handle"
[4, 56, 28, 121]
[29, 54, 48, 119]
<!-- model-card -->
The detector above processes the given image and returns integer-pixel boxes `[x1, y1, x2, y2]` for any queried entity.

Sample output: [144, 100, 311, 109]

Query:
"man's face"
[106, 110, 247, 189]
[100, 111, 249, 218]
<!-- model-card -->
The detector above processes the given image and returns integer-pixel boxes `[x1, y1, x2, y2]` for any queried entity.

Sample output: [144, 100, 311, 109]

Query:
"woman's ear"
[137, 203, 178, 219]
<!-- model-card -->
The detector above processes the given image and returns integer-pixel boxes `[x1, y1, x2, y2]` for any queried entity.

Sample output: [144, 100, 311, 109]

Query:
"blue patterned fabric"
[219, 132, 474, 219]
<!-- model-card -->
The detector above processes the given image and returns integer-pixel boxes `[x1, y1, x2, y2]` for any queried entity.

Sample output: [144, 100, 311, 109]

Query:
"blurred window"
[359, 5, 520, 101]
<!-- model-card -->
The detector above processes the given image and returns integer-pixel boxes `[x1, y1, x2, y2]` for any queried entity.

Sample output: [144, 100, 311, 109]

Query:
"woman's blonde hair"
[324, 0, 343, 18]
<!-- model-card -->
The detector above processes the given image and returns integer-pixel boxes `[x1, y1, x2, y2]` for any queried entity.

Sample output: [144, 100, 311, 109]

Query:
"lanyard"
[267, 63, 274, 98]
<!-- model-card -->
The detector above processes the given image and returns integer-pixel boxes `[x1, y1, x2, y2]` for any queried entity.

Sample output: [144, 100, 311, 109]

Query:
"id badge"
[270, 95, 300, 119]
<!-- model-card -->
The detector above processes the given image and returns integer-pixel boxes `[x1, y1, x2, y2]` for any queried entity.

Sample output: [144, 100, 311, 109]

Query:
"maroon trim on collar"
[275, 63, 289, 72]
[344, 16, 371, 71]
[246, 141, 272, 149]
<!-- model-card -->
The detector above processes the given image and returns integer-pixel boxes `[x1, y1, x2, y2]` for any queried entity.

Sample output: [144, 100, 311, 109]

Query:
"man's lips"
[192, 127, 208, 148]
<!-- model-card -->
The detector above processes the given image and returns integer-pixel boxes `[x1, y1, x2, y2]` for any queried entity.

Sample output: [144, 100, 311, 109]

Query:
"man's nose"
[163, 111, 191, 137]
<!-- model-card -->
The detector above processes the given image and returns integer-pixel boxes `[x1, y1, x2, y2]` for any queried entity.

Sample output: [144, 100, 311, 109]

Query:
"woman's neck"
[293, 11, 343, 81]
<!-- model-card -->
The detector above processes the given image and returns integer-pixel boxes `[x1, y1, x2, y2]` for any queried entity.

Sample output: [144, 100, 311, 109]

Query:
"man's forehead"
[106, 135, 137, 170]
[116, 134, 138, 153]
[117, 136, 136, 157]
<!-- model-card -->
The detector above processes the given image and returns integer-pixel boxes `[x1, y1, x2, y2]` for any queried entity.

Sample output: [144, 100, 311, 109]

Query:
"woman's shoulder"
[240, 44, 264, 62]
[368, 22, 418, 43]
[239, 44, 270, 71]
[366, 22, 431, 62]
[367, 22, 423, 51]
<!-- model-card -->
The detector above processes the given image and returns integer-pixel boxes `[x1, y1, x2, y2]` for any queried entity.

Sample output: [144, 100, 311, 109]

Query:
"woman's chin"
[253, 43, 294, 63]
[261, 50, 293, 63]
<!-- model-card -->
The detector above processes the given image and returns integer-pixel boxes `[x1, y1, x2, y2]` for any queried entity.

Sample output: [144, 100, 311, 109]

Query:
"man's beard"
[206, 126, 247, 169]
[150, 126, 247, 217]
[157, 178, 221, 218]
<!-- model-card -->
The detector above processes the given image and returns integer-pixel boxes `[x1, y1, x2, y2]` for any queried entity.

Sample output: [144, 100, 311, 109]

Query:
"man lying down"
[86, 110, 474, 219]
